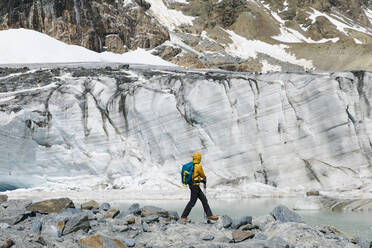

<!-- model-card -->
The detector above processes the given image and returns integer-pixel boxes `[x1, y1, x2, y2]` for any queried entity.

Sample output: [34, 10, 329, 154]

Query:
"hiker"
[180, 152, 218, 222]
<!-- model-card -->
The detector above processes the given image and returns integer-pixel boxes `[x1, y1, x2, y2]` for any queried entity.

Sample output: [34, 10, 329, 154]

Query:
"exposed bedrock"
[0, 67, 371, 191]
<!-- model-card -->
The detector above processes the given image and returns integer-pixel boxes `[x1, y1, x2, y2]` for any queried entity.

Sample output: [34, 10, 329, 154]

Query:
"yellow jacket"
[192, 152, 206, 186]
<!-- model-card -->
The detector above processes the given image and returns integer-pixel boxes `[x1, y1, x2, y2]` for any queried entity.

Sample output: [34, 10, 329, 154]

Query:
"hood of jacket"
[192, 152, 201, 164]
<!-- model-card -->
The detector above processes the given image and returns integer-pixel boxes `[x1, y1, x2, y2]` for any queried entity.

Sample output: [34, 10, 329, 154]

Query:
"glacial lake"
[109, 198, 372, 242]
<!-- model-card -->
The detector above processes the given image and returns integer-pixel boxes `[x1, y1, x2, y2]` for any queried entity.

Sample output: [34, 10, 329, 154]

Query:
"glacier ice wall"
[0, 66, 371, 192]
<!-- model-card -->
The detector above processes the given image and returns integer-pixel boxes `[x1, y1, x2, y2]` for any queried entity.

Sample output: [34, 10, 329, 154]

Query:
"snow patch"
[0, 29, 176, 66]
[261, 60, 282, 72]
[225, 29, 313, 69]
[145, 0, 195, 31]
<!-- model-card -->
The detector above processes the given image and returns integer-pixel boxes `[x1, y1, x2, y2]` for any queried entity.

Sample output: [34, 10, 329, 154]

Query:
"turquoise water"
[110, 198, 372, 242]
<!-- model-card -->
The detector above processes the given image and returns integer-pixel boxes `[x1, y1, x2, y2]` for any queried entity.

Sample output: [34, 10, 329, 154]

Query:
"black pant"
[181, 184, 213, 218]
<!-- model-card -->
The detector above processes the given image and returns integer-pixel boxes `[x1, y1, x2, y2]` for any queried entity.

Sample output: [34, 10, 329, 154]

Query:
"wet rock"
[0, 195, 7, 203]
[232, 230, 254, 242]
[100, 203, 111, 211]
[231, 216, 252, 229]
[202, 234, 215, 241]
[81, 200, 99, 210]
[141, 206, 168, 218]
[79, 234, 126, 248]
[129, 203, 141, 215]
[143, 214, 159, 223]
[31, 219, 42, 234]
[104, 209, 120, 219]
[271, 205, 303, 223]
[26, 198, 74, 214]
[62, 212, 90, 235]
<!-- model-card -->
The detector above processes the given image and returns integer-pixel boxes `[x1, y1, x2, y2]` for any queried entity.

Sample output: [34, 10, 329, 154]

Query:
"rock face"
[26, 198, 75, 214]
[0, 66, 372, 193]
[271, 205, 303, 223]
[0, 0, 169, 53]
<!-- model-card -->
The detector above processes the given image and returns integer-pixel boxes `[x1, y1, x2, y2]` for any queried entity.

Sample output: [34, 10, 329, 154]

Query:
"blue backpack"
[181, 162, 194, 186]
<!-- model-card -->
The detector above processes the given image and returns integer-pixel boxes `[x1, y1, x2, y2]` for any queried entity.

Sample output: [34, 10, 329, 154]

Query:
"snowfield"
[0, 29, 176, 66]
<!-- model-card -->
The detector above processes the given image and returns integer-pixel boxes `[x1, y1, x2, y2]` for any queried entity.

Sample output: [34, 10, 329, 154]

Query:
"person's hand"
[201, 178, 207, 184]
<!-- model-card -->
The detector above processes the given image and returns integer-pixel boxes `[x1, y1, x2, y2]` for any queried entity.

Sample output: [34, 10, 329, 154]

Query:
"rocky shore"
[0, 194, 370, 248]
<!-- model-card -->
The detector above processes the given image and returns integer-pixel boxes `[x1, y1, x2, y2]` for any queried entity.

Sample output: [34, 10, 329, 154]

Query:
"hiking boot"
[207, 216, 219, 221]
[180, 217, 190, 222]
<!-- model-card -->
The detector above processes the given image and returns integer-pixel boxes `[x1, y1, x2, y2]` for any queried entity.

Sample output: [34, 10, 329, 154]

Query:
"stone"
[141, 206, 168, 218]
[26, 198, 75, 214]
[142, 222, 150, 232]
[125, 214, 136, 224]
[123, 239, 135, 247]
[116, 210, 131, 219]
[239, 223, 259, 231]
[1, 239, 14, 248]
[168, 210, 179, 221]
[202, 234, 215, 241]
[252, 215, 276, 231]
[267, 236, 289, 248]
[0, 223, 10, 229]
[128, 203, 141, 215]
[231, 216, 252, 229]
[100, 203, 111, 211]
[113, 225, 129, 232]
[79, 234, 126, 248]
[271, 205, 304, 223]
[326, 225, 356, 243]
[104, 209, 120, 219]
[232, 230, 254, 242]
[31, 219, 42, 234]
[62, 212, 90, 235]
[81, 200, 99, 210]
[143, 214, 159, 223]
[306, 191, 320, 196]
[219, 215, 232, 228]
[254, 232, 268, 240]
[35, 236, 47, 246]
[0, 195, 7, 202]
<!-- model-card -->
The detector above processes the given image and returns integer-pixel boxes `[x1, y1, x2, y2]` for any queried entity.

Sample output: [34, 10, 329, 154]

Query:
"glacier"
[0, 65, 371, 196]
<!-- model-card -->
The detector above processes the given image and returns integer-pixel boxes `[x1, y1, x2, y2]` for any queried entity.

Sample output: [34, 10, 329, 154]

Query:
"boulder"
[141, 206, 168, 218]
[128, 203, 141, 215]
[81, 200, 99, 210]
[254, 232, 268, 240]
[0, 195, 8, 202]
[267, 236, 289, 248]
[79, 234, 126, 248]
[239, 223, 259, 231]
[252, 215, 275, 231]
[26, 198, 74, 214]
[142, 214, 159, 223]
[123, 239, 135, 247]
[116, 210, 131, 219]
[232, 230, 254, 242]
[100, 203, 111, 211]
[62, 212, 90, 235]
[231, 216, 252, 229]
[271, 205, 303, 223]
[104, 209, 120, 219]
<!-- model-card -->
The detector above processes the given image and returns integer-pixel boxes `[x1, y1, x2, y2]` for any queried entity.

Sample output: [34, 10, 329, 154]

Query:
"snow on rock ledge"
[0, 66, 371, 193]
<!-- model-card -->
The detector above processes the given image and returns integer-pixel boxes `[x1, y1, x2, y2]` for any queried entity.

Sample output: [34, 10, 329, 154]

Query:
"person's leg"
[181, 185, 198, 218]
[197, 186, 213, 217]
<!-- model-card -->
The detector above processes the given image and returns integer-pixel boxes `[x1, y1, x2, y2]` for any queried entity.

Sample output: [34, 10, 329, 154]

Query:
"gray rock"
[271, 205, 304, 223]
[168, 210, 179, 221]
[267, 236, 289, 248]
[254, 232, 268, 240]
[116, 210, 131, 219]
[142, 222, 150, 232]
[232, 230, 254, 242]
[123, 238, 136, 247]
[202, 234, 215, 241]
[112, 224, 129, 232]
[141, 206, 168, 218]
[129, 203, 141, 215]
[240, 223, 259, 231]
[143, 214, 159, 223]
[145, 244, 152, 248]
[0, 223, 11, 229]
[219, 215, 232, 228]
[100, 203, 111, 211]
[62, 212, 90, 235]
[26, 198, 74, 214]
[31, 219, 42, 234]
[252, 215, 276, 231]
[231, 216, 252, 229]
